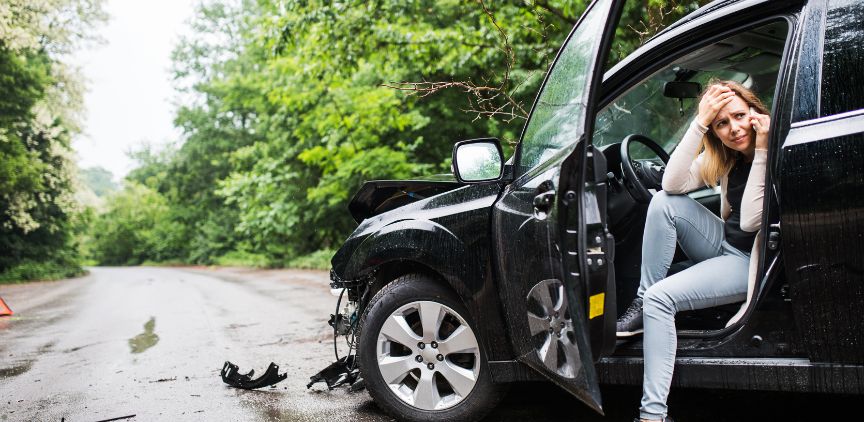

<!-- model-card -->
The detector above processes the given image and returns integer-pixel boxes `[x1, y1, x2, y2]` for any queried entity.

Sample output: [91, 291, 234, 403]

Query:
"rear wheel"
[358, 274, 505, 421]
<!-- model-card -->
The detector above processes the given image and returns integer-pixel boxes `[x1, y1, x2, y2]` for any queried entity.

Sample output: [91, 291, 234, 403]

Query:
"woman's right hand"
[696, 85, 737, 128]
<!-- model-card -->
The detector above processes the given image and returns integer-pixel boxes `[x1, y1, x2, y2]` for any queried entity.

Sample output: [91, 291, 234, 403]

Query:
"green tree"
[0, 0, 106, 282]
[79, 167, 118, 197]
[89, 183, 185, 265]
[92, 0, 709, 269]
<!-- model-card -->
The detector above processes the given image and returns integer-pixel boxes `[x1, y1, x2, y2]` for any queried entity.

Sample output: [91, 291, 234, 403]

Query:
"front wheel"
[358, 274, 505, 421]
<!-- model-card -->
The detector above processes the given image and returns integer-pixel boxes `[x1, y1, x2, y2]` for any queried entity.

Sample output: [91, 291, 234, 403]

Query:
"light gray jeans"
[637, 191, 749, 420]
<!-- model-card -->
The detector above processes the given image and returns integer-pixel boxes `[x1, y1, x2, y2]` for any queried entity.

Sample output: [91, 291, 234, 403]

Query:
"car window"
[820, 0, 864, 116]
[517, 0, 611, 175]
[593, 68, 747, 154]
[593, 21, 787, 155]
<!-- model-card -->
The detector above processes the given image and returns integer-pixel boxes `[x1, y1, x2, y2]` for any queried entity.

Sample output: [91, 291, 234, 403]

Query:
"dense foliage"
[0, 0, 105, 282]
[79, 166, 118, 198]
[87, 183, 185, 265]
[86, 0, 706, 269]
[0, 1, 712, 280]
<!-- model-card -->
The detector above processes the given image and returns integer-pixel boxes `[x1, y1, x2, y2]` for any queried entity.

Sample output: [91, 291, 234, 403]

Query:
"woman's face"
[710, 94, 754, 154]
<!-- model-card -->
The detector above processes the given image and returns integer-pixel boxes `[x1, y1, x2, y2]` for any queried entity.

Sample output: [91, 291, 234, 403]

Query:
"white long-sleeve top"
[661, 119, 767, 232]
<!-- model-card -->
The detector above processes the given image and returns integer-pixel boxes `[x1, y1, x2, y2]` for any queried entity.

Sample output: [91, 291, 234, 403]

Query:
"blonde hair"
[697, 80, 768, 186]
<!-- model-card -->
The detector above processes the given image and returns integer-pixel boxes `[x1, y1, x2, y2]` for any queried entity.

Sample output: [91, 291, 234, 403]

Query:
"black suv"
[327, 0, 864, 420]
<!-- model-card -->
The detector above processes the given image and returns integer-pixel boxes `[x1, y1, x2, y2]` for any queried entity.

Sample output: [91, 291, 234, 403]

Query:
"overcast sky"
[72, 0, 197, 181]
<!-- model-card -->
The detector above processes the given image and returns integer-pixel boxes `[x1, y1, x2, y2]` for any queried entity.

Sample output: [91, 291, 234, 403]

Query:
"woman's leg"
[636, 191, 726, 298]
[639, 247, 750, 420]
[618, 192, 726, 336]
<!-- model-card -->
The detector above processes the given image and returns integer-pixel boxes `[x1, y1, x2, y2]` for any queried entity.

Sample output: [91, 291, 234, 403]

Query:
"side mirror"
[452, 138, 504, 183]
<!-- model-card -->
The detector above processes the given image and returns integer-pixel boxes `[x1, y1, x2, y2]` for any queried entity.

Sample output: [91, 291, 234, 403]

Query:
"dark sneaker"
[616, 297, 644, 337]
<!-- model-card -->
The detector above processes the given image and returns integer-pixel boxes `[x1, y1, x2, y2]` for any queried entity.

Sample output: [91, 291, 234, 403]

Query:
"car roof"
[605, 0, 800, 81]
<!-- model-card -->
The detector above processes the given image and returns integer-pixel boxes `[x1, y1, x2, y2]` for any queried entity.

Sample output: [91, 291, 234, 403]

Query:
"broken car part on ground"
[220, 361, 287, 390]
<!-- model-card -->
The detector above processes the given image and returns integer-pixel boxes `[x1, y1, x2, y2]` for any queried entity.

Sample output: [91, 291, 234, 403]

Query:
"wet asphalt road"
[0, 267, 856, 421]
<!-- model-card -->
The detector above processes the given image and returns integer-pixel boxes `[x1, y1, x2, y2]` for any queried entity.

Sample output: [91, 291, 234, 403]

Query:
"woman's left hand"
[750, 111, 770, 150]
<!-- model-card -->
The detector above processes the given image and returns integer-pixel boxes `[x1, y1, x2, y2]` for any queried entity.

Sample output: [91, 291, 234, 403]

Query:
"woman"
[614, 80, 771, 422]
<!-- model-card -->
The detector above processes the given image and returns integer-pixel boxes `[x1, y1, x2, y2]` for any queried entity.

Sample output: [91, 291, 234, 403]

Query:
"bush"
[0, 259, 85, 284]
[285, 248, 336, 270]
[87, 183, 185, 265]
[213, 250, 271, 268]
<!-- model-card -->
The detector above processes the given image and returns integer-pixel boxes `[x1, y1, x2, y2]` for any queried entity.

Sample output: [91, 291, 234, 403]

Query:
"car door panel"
[491, 0, 624, 413]
[781, 111, 864, 364]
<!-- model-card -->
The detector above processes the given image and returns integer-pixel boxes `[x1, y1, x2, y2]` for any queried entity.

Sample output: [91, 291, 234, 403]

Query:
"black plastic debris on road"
[94, 415, 136, 422]
[307, 355, 362, 391]
[220, 361, 287, 390]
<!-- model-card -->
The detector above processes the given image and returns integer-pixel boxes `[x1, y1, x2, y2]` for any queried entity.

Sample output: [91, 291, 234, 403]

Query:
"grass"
[212, 250, 271, 268]
[285, 248, 336, 270]
[0, 260, 87, 284]
[141, 259, 192, 267]
[211, 248, 334, 270]
[46, 248, 336, 275]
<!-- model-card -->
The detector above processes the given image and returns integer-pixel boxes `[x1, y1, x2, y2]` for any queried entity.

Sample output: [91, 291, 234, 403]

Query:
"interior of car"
[591, 20, 789, 332]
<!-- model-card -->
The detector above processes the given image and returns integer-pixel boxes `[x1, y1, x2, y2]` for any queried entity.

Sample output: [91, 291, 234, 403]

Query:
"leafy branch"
[382, 0, 539, 123]
[628, 1, 683, 44]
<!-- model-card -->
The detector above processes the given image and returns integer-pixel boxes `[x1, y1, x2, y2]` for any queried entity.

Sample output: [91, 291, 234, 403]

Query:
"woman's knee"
[643, 285, 676, 316]
[646, 191, 676, 221]
[647, 191, 697, 219]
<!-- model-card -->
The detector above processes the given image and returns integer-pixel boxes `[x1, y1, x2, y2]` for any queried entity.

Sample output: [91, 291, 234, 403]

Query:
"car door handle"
[533, 190, 556, 212]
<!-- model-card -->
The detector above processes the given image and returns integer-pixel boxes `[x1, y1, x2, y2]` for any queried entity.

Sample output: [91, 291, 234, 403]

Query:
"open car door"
[492, 0, 623, 414]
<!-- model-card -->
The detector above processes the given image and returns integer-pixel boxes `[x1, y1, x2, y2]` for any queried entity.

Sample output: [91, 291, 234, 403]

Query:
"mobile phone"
[749, 107, 758, 133]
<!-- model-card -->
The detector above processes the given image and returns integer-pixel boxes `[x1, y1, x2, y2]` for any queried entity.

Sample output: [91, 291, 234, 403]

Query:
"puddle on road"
[128, 317, 159, 354]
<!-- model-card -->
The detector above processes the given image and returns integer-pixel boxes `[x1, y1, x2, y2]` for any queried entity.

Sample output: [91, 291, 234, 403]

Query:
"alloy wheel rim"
[526, 279, 581, 378]
[376, 300, 480, 410]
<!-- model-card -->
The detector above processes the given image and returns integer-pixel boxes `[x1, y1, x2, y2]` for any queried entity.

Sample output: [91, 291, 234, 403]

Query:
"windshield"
[517, 0, 612, 174]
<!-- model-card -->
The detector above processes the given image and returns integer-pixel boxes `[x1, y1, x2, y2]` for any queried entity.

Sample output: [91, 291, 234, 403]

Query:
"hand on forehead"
[714, 96, 749, 123]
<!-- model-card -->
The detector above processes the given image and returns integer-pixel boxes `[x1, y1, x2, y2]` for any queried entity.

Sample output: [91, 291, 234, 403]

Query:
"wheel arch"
[345, 219, 514, 362]
[345, 219, 477, 301]
[372, 260, 450, 296]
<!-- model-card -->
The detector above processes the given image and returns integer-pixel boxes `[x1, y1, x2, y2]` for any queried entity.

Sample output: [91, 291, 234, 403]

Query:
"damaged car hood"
[347, 175, 462, 223]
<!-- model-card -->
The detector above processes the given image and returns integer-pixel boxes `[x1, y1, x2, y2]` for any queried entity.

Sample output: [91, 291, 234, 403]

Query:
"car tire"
[358, 273, 506, 422]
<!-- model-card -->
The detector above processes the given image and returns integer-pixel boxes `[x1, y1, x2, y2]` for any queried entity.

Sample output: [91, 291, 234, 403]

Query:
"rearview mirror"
[663, 81, 701, 98]
[664, 81, 702, 116]
[452, 139, 504, 183]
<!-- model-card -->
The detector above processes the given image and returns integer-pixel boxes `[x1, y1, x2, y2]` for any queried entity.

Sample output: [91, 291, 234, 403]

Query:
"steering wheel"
[619, 134, 670, 203]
